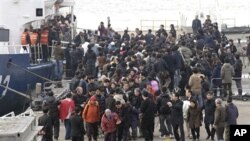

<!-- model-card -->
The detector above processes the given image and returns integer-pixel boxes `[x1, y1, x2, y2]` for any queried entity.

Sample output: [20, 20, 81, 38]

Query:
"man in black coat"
[204, 92, 216, 140]
[140, 91, 155, 141]
[169, 93, 185, 141]
[71, 106, 85, 141]
[43, 91, 60, 140]
[156, 87, 173, 138]
[115, 101, 131, 141]
[192, 15, 202, 35]
[153, 54, 169, 75]
[38, 107, 53, 141]
[84, 44, 97, 77]
[234, 54, 243, 96]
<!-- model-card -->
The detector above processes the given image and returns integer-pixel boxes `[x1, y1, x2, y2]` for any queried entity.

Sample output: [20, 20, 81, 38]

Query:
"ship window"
[36, 8, 43, 17]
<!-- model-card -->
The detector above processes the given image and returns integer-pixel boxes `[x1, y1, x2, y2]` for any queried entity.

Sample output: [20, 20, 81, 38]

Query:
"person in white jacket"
[183, 88, 195, 139]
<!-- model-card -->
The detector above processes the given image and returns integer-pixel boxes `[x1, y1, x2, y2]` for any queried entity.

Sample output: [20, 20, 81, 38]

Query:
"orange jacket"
[30, 33, 38, 46]
[21, 32, 29, 45]
[82, 101, 100, 123]
[40, 30, 49, 45]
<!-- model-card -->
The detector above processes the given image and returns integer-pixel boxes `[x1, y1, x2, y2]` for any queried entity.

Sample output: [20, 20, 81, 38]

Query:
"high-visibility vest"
[21, 32, 28, 45]
[30, 33, 38, 46]
[40, 30, 49, 45]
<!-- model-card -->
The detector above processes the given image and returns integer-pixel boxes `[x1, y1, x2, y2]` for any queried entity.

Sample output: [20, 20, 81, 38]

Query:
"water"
[72, 0, 250, 31]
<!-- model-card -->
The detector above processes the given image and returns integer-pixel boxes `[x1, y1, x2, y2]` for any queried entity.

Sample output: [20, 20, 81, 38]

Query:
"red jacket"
[101, 113, 119, 133]
[59, 98, 75, 120]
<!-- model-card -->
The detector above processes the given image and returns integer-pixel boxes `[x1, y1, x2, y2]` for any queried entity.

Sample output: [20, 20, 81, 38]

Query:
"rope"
[0, 84, 31, 100]
[9, 62, 54, 83]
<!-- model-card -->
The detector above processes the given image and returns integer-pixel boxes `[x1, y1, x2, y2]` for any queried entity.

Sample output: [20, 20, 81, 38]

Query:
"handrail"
[140, 19, 179, 31]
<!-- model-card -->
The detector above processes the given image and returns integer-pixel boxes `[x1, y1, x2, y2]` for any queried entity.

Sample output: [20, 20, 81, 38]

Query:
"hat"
[110, 42, 115, 46]
[90, 96, 97, 101]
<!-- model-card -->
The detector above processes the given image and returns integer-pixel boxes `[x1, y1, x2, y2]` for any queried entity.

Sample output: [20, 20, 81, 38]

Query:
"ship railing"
[0, 112, 15, 118]
[140, 19, 179, 32]
[0, 44, 30, 55]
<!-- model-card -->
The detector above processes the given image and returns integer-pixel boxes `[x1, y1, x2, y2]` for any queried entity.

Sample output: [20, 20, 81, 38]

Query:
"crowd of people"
[37, 14, 250, 141]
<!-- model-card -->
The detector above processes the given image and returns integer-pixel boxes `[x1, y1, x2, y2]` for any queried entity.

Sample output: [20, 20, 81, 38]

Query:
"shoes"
[159, 135, 167, 139]
[169, 134, 174, 139]
[206, 135, 210, 140]
[188, 135, 193, 139]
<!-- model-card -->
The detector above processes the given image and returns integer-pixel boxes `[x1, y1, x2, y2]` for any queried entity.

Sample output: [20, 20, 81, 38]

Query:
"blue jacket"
[225, 103, 238, 125]
[212, 64, 222, 86]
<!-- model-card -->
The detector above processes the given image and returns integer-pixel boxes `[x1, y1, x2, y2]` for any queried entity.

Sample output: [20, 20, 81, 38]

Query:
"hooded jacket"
[221, 63, 235, 83]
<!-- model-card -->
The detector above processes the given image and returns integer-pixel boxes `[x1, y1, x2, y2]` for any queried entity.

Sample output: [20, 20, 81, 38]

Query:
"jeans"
[172, 123, 185, 141]
[159, 114, 173, 136]
[64, 119, 71, 140]
[55, 60, 64, 80]
[223, 83, 232, 98]
[235, 79, 242, 95]
[193, 93, 203, 108]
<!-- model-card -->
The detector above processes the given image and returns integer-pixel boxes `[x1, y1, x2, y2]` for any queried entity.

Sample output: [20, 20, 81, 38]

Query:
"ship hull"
[0, 54, 55, 116]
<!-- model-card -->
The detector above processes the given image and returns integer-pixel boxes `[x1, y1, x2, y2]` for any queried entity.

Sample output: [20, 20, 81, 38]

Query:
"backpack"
[159, 95, 171, 115]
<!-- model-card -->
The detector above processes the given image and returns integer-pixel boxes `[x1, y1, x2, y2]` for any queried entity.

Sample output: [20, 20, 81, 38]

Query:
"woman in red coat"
[101, 109, 121, 141]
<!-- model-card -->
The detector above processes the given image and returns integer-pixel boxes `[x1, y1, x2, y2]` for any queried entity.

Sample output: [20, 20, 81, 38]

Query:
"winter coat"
[82, 101, 100, 123]
[188, 73, 202, 94]
[116, 104, 131, 128]
[212, 64, 222, 86]
[204, 99, 216, 124]
[95, 94, 106, 114]
[221, 63, 235, 83]
[156, 93, 171, 115]
[183, 100, 190, 119]
[140, 98, 155, 128]
[54, 45, 64, 60]
[153, 58, 169, 74]
[192, 19, 202, 33]
[163, 53, 176, 73]
[234, 59, 243, 78]
[105, 95, 116, 112]
[225, 103, 238, 125]
[145, 33, 155, 45]
[59, 98, 75, 120]
[43, 96, 59, 118]
[101, 113, 120, 133]
[171, 99, 184, 125]
[130, 95, 142, 128]
[214, 106, 226, 128]
[187, 106, 202, 128]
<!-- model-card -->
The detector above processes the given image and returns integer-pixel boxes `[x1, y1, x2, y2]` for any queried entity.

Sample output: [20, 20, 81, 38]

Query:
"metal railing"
[140, 19, 179, 32]
[210, 77, 250, 96]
